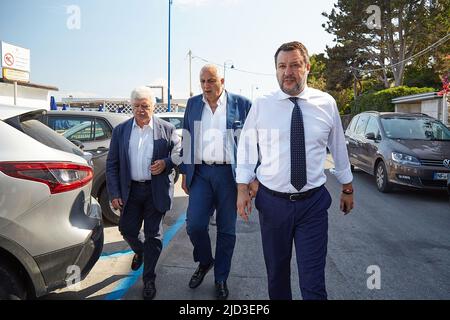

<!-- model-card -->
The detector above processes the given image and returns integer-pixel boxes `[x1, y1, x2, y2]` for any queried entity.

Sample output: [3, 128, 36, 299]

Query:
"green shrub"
[350, 86, 435, 114]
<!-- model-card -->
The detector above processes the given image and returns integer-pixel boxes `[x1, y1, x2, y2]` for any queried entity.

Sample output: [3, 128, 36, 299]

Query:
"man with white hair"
[106, 86, 181, 300]
[180, 64, 252, 299]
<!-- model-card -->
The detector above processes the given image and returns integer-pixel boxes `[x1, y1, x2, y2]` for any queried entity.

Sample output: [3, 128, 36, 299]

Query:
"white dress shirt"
[197, 92, 233, 163]
[236, 86, 353, 193]
[129, 117, 154, 181]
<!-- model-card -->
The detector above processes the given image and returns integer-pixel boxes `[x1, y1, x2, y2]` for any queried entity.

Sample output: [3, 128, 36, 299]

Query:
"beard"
[278, 76, 307, 96]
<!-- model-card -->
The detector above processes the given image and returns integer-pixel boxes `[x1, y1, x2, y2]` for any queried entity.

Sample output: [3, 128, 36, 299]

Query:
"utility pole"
[188, 50, 193, 97]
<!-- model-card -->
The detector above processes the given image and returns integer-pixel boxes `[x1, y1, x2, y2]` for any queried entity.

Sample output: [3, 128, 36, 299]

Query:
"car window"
[94, 118, 112, 141]
[64, 121, 93, 142]
[347, 115, 359, 134]
[381, 117, 450, 140]
[354, 114, 369, 136]
[159, 117, 183, 129]
[10, 118, 84, 156]
[364, 116, 380, 137]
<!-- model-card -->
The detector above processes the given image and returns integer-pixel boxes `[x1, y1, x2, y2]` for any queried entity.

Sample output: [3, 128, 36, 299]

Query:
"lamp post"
[223, 60, 234, 87]
[167, 0, 173, 112]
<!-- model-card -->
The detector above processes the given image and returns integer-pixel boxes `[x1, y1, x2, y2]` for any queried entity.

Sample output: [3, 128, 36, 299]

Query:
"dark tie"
[289, 97, 307, 191]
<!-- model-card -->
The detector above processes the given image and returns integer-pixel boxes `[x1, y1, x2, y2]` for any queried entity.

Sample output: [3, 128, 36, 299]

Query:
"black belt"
[131, 180, 152, 185]
[260, 183, 323, 201]
[201, 161, 230, 166]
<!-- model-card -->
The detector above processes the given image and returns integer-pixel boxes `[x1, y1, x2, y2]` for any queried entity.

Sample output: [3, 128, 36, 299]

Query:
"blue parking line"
[100, 249, 133, 259]
[104, 212, 187, 300]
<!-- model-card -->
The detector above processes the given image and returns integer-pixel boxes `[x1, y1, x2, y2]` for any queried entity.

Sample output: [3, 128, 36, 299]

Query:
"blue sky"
[0, 0, 337, 101]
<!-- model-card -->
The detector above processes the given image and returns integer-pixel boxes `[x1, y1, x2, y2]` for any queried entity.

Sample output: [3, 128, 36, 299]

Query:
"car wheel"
[0, 262, 27, 300]
[99, 188, 120, 225]
[375, 161, 393, 193]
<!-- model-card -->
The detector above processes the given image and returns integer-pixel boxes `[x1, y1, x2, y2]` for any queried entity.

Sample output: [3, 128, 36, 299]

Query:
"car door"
[350, 114, 370, 170]
[345, 115, 359, 166]
[361, 116, 382, 172]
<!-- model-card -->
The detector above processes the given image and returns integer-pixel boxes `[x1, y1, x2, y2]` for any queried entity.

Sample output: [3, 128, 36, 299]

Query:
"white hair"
[200, 64, 224, 79]
[130, 86, 155, 103]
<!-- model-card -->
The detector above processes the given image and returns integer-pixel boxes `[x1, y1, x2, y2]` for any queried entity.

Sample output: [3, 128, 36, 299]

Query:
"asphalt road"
[43, 161, 450, 300]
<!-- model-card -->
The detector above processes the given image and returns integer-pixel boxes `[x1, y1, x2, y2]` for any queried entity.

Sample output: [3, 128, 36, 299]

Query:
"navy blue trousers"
[186, 164, 237, 282]
[119, 181, 164, 283]
[255, 185, 332, 300]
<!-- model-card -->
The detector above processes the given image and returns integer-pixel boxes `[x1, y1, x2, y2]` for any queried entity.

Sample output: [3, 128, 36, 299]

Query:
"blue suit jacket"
[106, 116, 176, 213]
[180, 91, 252, 188]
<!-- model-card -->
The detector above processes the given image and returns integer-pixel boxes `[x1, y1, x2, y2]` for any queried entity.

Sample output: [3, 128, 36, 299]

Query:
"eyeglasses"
[133, 104, 152, 110]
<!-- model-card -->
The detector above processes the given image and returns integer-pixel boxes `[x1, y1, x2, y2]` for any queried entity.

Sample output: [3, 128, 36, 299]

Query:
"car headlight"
[391, 152, 421, 166]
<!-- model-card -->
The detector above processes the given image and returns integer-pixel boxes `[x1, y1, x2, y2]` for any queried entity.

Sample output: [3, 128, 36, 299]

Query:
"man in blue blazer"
[106, 86, 181, 300]
[180, 65, 251, 300]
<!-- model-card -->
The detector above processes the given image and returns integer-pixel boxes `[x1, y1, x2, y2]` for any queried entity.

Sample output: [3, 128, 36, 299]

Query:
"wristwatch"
[342, 188, 354, 195]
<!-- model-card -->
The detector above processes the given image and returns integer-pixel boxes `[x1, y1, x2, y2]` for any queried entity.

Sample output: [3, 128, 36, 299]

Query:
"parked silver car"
[0, 104, 103, 299]
[39, 110, 182, 224]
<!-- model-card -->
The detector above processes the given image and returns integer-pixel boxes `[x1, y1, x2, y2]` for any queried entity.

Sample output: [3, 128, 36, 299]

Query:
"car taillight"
[0, 162, 93, 194]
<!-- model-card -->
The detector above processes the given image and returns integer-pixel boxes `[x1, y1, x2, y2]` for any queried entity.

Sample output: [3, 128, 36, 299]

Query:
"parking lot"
[42, 159, 450, 300]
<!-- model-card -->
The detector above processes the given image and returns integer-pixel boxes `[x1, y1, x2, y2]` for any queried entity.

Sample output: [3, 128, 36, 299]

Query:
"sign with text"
[1, 41, 30, 72]
[2, 67, 30, 82]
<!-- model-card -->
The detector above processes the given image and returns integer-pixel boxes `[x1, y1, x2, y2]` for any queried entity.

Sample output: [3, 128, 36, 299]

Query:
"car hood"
[390, 139, 450, 160]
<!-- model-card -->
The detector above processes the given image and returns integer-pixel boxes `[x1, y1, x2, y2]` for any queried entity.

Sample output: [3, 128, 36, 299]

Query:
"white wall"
[395, 103, 421, 113]
[421, 100, 439, 120]
[0, 82, 52, 109]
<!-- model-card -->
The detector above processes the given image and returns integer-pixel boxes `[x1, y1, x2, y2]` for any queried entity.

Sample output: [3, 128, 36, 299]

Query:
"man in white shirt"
[106, 86, 181, 300]
[180, 65, 251, 299]
[236, 41, 354, 300]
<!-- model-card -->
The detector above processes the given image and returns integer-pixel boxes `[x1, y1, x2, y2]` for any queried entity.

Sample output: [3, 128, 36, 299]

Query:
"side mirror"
[365, 132, 376, 140]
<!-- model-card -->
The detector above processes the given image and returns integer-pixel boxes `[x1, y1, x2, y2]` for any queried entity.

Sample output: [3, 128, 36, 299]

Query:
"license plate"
[433, 172, 449, 180]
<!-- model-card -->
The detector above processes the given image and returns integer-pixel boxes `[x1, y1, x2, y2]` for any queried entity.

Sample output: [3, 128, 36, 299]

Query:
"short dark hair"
[274, 41, 310, 66]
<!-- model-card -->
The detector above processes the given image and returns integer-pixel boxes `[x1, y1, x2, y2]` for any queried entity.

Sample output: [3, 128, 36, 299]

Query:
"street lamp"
[167, 0, 173, 112]
[223, 60, 234, 86]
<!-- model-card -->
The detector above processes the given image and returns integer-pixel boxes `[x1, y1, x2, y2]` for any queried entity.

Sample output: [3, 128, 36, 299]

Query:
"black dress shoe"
[215, 281, 229, 300]
[189, 262, 214, 289]
[131, 253, 143, 271]
[143, 280, 156, 300]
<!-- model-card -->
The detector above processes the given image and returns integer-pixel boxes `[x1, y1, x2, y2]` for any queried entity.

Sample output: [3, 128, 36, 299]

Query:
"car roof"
[0, 104, 46, 120]
[359, 111, 433, 119]
[0, 120, 87, 163]
[47, 110, 132, 126]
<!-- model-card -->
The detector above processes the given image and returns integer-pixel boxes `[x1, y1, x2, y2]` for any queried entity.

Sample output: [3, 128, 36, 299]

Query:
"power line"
[350, 33, 450, 74]
[192, 54, 275, 77]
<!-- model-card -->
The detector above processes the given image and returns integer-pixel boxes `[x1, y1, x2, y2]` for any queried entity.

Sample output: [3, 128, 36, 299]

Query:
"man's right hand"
[111, 198, 123, 211]
[181, 174, 189, 195]
[237, 184, 252, 222]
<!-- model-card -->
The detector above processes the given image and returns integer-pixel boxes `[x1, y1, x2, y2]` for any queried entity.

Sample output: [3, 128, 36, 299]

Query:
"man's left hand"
[150, 160, 166, 175]
[340, 193, 354, 215]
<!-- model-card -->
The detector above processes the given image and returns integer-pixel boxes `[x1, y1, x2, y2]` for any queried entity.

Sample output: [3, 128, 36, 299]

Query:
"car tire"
[99, 188, 120, 225]
[0, 262, 27, 300]
[375, 161, 393, 193]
